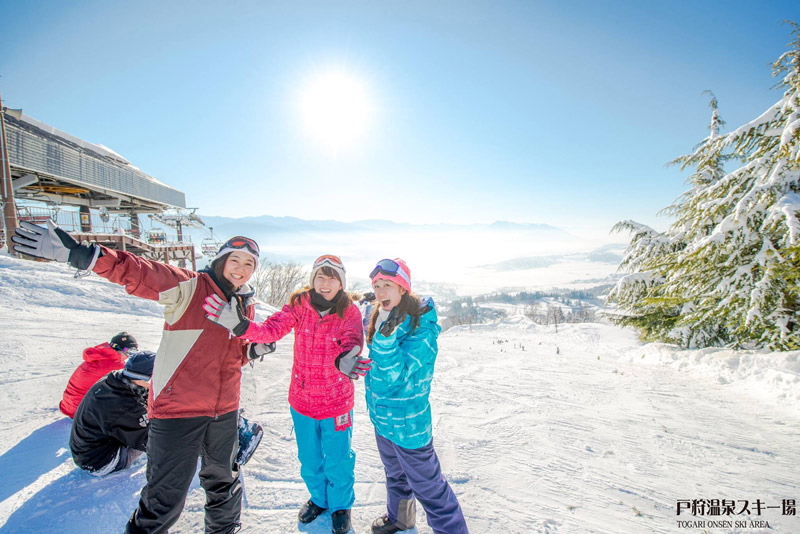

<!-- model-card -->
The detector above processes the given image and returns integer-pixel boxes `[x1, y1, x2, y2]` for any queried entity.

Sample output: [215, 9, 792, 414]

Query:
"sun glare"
[298, 69, 374, 154]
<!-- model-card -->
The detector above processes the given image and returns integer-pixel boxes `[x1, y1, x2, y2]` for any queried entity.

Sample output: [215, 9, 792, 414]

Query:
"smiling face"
[222, 251, 256, 288]
[372, 279, 406, 310]
[313, 270, 342, 301]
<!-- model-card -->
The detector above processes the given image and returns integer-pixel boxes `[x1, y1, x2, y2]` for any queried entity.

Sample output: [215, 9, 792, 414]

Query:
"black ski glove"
[248, 342, 276, 362]
[379, 307, 407, 337]
[12, 220, 98, 270]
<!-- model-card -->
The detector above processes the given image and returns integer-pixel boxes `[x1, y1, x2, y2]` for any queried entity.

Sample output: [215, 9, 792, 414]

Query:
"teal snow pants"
[291, 407, 356, 512]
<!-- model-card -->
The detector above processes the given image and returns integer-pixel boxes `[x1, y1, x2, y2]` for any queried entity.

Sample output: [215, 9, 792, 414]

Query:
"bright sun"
[298, 69, 374, 154]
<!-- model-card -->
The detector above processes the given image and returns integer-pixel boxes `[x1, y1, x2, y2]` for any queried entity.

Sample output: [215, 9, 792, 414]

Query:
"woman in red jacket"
[59, 331, 137, 418]
[13, 222, 266, 534]
[205, 254, 371, 534]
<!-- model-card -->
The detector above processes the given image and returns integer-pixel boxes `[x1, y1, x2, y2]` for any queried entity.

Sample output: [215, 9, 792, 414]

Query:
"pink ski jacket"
[242, 293, 364, 420]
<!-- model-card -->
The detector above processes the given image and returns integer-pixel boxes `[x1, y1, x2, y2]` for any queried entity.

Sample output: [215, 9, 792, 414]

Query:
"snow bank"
[619, 342, 800, 411]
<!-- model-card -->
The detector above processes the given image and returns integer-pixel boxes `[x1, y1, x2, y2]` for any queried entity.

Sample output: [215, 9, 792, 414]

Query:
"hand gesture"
[12, 220, 97, 269]
[335, 346, 372, 379]
[203, 294, 251, 336]
[379, 306, 407, 337]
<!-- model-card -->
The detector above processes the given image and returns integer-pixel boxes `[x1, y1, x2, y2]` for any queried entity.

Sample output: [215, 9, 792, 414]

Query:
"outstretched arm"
[13, 220, 194, 300]
[93, 247, 195, 300]
[205, 295, 299, 343]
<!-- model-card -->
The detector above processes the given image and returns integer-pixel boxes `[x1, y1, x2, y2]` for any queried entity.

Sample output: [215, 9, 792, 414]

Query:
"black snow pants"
[125, 409, 241, 534]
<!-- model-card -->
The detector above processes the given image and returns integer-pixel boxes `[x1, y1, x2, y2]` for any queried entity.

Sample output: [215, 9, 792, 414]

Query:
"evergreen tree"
[609, 23, 800, 350]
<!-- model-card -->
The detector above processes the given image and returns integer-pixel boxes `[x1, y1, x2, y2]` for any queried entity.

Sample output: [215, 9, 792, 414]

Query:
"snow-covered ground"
[0, 253, 799, 533]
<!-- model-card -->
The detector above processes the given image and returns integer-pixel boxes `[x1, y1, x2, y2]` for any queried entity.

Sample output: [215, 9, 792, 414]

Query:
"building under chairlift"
[1, 108, 202, 269]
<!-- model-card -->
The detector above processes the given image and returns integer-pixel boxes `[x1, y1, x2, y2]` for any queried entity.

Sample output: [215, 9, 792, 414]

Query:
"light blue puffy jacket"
[365, 298, 440, 449]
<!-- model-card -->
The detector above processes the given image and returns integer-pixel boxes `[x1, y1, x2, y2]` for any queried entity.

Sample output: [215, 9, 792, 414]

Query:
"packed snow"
[0, 253, 799, 533]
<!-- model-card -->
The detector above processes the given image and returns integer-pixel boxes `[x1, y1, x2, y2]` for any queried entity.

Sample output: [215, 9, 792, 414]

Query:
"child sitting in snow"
[365, 259, 469, 534]
[60, 331, 138, 418]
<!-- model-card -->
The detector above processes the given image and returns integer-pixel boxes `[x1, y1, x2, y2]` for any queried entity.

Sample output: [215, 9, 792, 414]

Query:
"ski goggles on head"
[369, 259, 411, 286]
[313, 254, 344, 270]
[223, 236, 260, 256]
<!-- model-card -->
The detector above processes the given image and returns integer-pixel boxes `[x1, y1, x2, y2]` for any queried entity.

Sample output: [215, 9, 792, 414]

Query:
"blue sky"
[2, 1, 798, 237]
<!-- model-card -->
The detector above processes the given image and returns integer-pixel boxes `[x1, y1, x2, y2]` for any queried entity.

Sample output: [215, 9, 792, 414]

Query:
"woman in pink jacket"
[205, 255, 371, 534]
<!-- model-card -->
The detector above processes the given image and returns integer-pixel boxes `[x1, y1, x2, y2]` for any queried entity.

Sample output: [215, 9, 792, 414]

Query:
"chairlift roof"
[3, 110, 186, 213]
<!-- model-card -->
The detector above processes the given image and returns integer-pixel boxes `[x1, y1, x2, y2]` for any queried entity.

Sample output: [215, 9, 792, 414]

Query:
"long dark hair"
[212, 254, 235, 293]
[366, 291, 423, 344]
[211, 253, 248, 315]
[290, 265, 352, 318]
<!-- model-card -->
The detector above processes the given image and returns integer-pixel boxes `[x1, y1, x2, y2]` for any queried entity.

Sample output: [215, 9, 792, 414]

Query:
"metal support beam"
[13, 173, 37, 190]
[1, 95, 19, 253]
[79, 205, 92, 232]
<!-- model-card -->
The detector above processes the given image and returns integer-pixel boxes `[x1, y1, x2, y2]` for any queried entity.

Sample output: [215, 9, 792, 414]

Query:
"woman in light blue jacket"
[365, 258, 469, 534]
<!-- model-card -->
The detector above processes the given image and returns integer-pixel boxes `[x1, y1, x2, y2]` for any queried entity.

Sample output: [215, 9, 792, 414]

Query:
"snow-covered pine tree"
[610, 22, 800, 350]
[605, 219, 681, 342]
[655, 92, 732, 347]
[606, 94, 724, 345]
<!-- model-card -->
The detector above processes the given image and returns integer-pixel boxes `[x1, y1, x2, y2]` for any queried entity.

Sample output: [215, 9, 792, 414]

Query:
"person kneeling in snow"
[70, 350, 155, 476]
[60, 331, 139, 418]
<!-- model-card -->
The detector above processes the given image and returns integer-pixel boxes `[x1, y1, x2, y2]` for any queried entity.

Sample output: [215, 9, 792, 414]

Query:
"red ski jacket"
[92, 246, 254, 419]
[242, 293, 363, 420]
[59, 342, 126, 418]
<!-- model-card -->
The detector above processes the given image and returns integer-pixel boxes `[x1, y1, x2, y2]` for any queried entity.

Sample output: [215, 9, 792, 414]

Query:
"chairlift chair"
[201, 237, 222, 256]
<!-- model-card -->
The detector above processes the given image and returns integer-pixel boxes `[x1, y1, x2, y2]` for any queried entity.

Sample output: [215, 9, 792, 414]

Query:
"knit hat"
[370, 258, 411, 293]
[122, 350, 156, 381]
[212, 236, 260, 269]
[310, 255, 347, 290]
[110, 332, 138, 353]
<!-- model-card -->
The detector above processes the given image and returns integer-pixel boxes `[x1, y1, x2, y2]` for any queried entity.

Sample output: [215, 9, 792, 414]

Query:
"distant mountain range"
[192, 214, 568, 238]
[180, 214, 624, 293]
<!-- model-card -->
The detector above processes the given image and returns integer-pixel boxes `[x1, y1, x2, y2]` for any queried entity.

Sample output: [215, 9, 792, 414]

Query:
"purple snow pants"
[375, 431, 469, 534]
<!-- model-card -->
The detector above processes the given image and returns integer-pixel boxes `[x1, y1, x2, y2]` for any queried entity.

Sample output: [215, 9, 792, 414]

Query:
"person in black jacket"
[70, 350, 155, 476]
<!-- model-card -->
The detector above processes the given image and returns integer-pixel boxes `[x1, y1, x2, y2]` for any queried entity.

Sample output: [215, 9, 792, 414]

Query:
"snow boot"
[236, 414, 263, 467]
[298, 499, 327, 524]
[371, 514, 403, 534]
[332, 509, 351, 534]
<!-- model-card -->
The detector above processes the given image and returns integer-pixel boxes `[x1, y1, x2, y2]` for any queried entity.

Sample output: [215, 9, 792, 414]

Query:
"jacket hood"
[395, 296, 438, 339]
[82, 343, 125, 364]
[419, 296, 438, 324]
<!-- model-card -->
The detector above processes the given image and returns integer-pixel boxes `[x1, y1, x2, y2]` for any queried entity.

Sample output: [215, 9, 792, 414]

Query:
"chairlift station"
[1, 108, 201, 268]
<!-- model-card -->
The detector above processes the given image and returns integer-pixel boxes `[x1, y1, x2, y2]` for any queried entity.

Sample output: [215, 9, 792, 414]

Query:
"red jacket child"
[59, 332, 137, 418]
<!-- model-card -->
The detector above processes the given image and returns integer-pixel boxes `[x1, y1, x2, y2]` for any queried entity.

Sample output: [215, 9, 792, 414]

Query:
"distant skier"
[70, 350, 154, 475]
[12, 222, 273, 534]
[60, 331, 138, 418]
[365, 259, 469, 534]
[205, 254, 368, 534]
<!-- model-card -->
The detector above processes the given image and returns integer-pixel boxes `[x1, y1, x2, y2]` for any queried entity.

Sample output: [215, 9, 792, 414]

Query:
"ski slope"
[0, 253, 798, 533]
